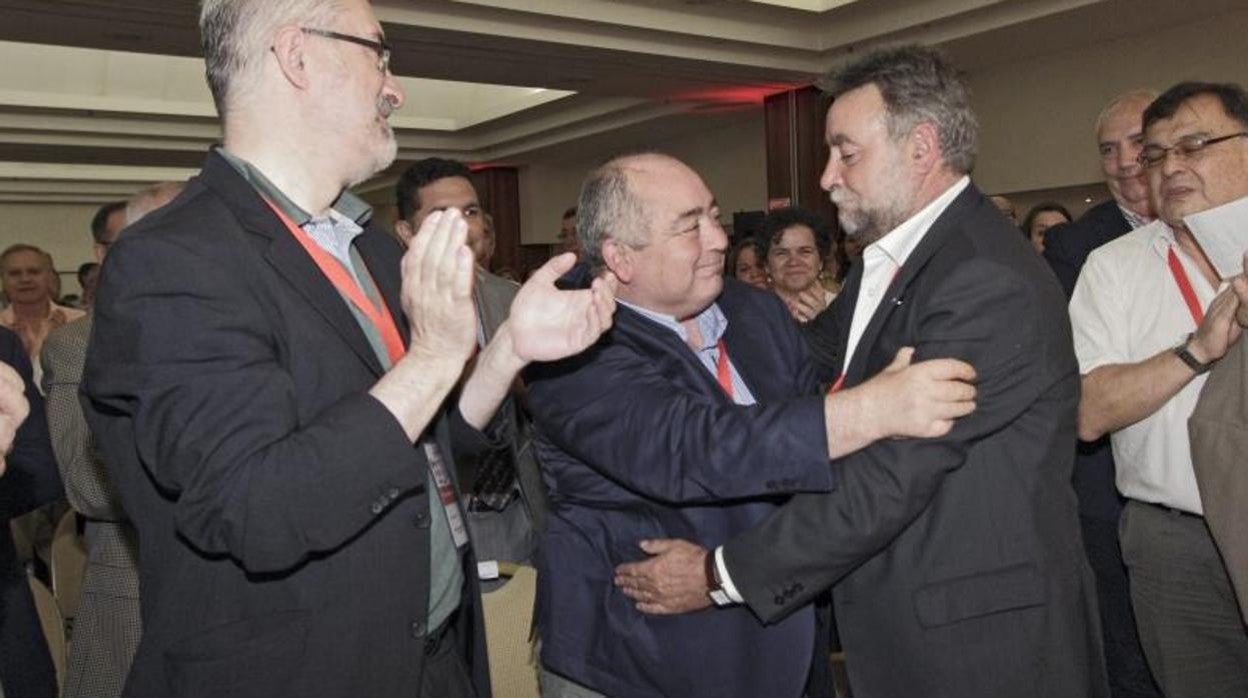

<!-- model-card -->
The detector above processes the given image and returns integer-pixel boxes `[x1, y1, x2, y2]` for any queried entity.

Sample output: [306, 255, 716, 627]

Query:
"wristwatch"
[705, 548, 732, 607]
[1173, 334, 1216, 375]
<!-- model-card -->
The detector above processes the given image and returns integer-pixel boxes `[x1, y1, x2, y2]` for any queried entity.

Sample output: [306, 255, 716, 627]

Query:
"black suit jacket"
[723, 184, 1108, 698]
[0, 326, 61, 698]
[82, 150, 490, 698]
[526, 280, 834, 698]
[1042, 199, 1132, 523]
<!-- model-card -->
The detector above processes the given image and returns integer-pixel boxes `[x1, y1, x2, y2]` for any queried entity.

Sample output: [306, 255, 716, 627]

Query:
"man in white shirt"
[616, 45, 1106, 698]
[1070, 81, 1248, 698]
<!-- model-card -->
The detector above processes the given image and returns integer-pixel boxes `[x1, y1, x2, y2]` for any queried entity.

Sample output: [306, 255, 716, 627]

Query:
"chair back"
[481, 562, 539, 698]
[51, 509, 87, 622]
[28, 574, 67, 690]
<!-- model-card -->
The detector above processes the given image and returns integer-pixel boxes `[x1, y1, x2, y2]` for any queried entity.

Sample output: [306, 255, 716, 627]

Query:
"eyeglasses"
[301, 27, 391, 74]
[1137, 132, 1248, 168]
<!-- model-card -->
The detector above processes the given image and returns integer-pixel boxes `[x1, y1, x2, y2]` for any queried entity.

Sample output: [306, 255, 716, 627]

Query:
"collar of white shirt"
[616, 298, 727, 351]
[842, 175, 971, 374]
[868, 175, 971, 271]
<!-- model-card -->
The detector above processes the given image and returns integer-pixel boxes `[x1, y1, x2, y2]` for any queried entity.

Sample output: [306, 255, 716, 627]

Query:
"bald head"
[1095, 90, 1158, 142]
[576, 153, 666, 271]
[1095, 89, 1157, 217]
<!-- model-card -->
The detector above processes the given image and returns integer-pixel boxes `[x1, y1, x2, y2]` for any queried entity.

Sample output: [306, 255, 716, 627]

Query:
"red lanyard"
[827, 374, 845, 394]
[1167, 248, 1206, 326]
[266, 201, 406, 365]
[715, 339, 734, 399]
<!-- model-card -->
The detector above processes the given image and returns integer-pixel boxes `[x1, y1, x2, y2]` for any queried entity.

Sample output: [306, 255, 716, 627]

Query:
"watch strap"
[1174, 335, 1215, 375]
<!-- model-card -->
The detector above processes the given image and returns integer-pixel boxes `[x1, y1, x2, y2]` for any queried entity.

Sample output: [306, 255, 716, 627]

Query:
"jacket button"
[370, 501, 385, 515]
[413, 510, 429, 527]
[387, 487, 401, 500]
[410, 620, 426, 638]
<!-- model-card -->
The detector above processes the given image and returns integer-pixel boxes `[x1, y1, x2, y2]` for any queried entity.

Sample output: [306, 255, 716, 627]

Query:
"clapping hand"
[400, 209, 478, 365]
[509, 253, 618, 363]
[0, 363, 29, 477]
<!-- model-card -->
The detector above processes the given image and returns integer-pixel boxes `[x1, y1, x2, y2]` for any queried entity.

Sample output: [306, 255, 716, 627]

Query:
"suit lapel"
[615, 306, 728, 402]
[844, 185, 980, 386]
[717, 285, 777, 402]
[199, 152, 387, 376]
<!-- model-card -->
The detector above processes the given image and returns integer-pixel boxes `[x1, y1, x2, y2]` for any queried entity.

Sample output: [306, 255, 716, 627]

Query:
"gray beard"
[839, 206, 906, 248]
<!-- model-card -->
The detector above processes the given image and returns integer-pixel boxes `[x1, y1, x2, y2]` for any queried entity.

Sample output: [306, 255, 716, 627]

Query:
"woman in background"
[759, 207, 834, 324]
[1022, 202, 1073, 254]
[726, 238, 768, 289]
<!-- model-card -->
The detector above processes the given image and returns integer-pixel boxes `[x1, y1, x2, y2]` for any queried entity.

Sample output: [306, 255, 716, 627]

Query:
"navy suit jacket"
[724, 185, 1107, 698]
[526, 280, 834, 698]
[1043, 199, 1132, 522]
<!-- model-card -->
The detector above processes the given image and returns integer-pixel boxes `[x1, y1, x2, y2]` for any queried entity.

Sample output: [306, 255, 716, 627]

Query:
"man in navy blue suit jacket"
[525, 152, 977, 698]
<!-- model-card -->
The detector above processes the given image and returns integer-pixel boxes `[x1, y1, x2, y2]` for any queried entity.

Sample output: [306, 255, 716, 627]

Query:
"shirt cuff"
[715, 546, 745, 604]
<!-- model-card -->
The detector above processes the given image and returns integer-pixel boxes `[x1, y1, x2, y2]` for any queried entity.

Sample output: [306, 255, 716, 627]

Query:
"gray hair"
[200, 0, 342, 116]
[575, 155, 651, 272]
[125, 181, 187, 227]
[1094, 89, 1159, 140]
[820, 45, 978, 174]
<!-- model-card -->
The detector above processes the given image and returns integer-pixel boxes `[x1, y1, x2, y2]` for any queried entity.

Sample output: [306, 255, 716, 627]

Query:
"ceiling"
[0, 0, 1238, 204]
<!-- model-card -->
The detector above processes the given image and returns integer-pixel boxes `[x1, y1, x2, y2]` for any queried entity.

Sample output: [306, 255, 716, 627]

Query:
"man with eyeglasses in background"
[1070, 81, 1248, 698]
[80, 1, 616, 697]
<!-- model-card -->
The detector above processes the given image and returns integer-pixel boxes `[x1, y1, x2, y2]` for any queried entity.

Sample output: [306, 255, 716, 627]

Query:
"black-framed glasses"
[1138, 132, 1248, 168]
[301, 27, 391, 74]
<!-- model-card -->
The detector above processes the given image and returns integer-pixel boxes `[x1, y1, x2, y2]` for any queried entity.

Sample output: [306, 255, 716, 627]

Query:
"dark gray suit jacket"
[82, 149, 491, 698]
[723, 184, 1108, 698]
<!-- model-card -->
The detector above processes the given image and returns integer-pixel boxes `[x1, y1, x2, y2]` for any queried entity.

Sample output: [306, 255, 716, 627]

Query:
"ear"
[602, 238, 634, 283]
[909, 122, 941, 173]
[270, 25, 312, 90]
[394, 219, 414, 245]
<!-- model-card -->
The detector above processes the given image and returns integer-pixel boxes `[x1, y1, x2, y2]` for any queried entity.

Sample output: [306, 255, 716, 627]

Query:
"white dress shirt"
[1069, 220, 1224, 514]
[715, 175, 971, 604]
